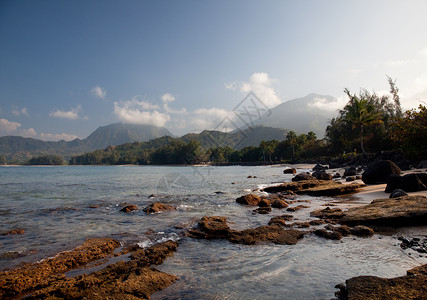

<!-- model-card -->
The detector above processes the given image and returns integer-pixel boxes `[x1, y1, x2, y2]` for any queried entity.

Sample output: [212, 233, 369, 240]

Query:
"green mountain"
[181, 126, 288, 150]
[0, 123, 173, 162]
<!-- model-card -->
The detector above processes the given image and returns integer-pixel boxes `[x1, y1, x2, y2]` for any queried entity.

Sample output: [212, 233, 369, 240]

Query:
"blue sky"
[1, 0, 427, 140]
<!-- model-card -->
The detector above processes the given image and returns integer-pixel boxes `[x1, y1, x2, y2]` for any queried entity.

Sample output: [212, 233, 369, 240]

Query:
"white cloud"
[12, 107, 29, 117]
[230, 72, 282, 107]
[91, 85, 106, 99]
[39, 132, 79, 141]
[114, 97, 170, 127]
[224, 82, 237, 90]
[0, 118, 21, 133]
[414, 74, 427, 94]
[309, 96, 348, 112]
[50, 105, 81, 120]
[161, 93, 175, 103]
[188, 108, 236, 131]
[20, 128, 37, 137]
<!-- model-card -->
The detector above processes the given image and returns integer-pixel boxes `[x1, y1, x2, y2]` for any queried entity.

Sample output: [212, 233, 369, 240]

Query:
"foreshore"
[1, 164, 426, 299]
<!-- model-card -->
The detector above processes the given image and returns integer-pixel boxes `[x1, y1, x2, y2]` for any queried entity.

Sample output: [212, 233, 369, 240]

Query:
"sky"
[1, 0, 427, 140]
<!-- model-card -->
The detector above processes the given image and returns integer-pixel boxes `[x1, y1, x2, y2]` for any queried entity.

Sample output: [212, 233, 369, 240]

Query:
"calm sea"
[1, 165, 425, 299]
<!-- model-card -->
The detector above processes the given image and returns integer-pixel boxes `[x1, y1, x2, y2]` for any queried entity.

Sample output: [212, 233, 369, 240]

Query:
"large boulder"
[385, 173, 427, 193]
[343, 166, 357, 177]
[292, 172, 317, 182]
[283, 168, 296, 174]
[236, 194, 261, 206]
[312, 170, 333, 181]
[362, 160, 401, 184]
[389, 189, 408, 198]
[313, 164, 328, 171]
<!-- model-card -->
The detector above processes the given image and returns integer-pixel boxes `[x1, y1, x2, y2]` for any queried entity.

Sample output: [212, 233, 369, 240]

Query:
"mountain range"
[0, 93, 340, 162]
[0, 123, 173, 162]
[254, 93, 337, 137]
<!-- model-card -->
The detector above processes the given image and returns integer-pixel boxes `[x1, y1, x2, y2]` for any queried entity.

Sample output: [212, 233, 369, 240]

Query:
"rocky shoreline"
[1, 160, 427, 299]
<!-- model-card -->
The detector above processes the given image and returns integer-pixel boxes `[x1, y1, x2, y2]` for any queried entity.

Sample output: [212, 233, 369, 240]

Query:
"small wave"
[137, 232, 180, 249]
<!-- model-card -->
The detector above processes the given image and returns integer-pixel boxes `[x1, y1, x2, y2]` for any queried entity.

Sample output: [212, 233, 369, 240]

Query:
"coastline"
[1, 164, 426, 299]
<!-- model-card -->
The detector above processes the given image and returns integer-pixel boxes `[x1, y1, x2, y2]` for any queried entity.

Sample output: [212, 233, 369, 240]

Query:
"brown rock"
[236, 194, 261, 206]
[310, 207, 345, 219]
[2, 229, 25, 235]
[336, 266, 427, 300]
[258, 198, 271, 207]
[314, 229, 342, 240]
[283, 168, 297, 174]
[26, 241, 179, 300]
[262, 180, 320, 193]
[339, 195, 427, 226]
[0, 238, 121, 298]
[143, 202, 175, 214]
[268, 214, 294, 226]
[309, 219, 326, 226]
[350, 225, 374, 236]
[189, 216, 230, 239]
[253, 207, 272, 214]
[120, 205, 138, 212]
[228, 226, 305, 245]
[286, 205, 310, 212]
[292, 172, 317, 182]
[271, 199, 289, 209]
[297, 181, 365, 196]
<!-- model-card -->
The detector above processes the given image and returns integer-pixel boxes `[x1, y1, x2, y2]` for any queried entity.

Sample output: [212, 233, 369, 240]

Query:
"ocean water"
[1, 165, 426, 299]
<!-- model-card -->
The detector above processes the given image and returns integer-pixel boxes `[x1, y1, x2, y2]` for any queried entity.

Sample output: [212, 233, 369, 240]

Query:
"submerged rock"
[188, 216, 230, 239]
[143, 202, 176, 214]
[268, 215, 294, 226]
[189, 216, 305, 245]
[228, 226, 305, 245]
[0, 238, 121, 298]
[27, 241, 179, 300]
[2, 229, 25, 235]
[120, 205, 138, 212]
[314, 228, 342, 240]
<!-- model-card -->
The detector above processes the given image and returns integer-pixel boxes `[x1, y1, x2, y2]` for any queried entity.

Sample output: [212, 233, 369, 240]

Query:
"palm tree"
[340, 89, 383, 154]
[286, 131, 297, 161]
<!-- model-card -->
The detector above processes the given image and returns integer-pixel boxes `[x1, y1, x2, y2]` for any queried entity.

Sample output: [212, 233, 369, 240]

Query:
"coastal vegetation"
[1, 78, 425, 166]
[26, 155, 66, 165]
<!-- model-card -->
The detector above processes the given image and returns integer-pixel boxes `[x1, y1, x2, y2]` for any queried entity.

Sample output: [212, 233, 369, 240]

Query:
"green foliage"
[326, 78, 402, 155]
[390, 104, 427, 159]
[27, 155, 65, 165]
[0, 155, 6, 165]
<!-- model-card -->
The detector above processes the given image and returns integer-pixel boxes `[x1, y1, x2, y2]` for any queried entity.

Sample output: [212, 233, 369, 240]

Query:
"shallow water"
[1, 165, 426, 299]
